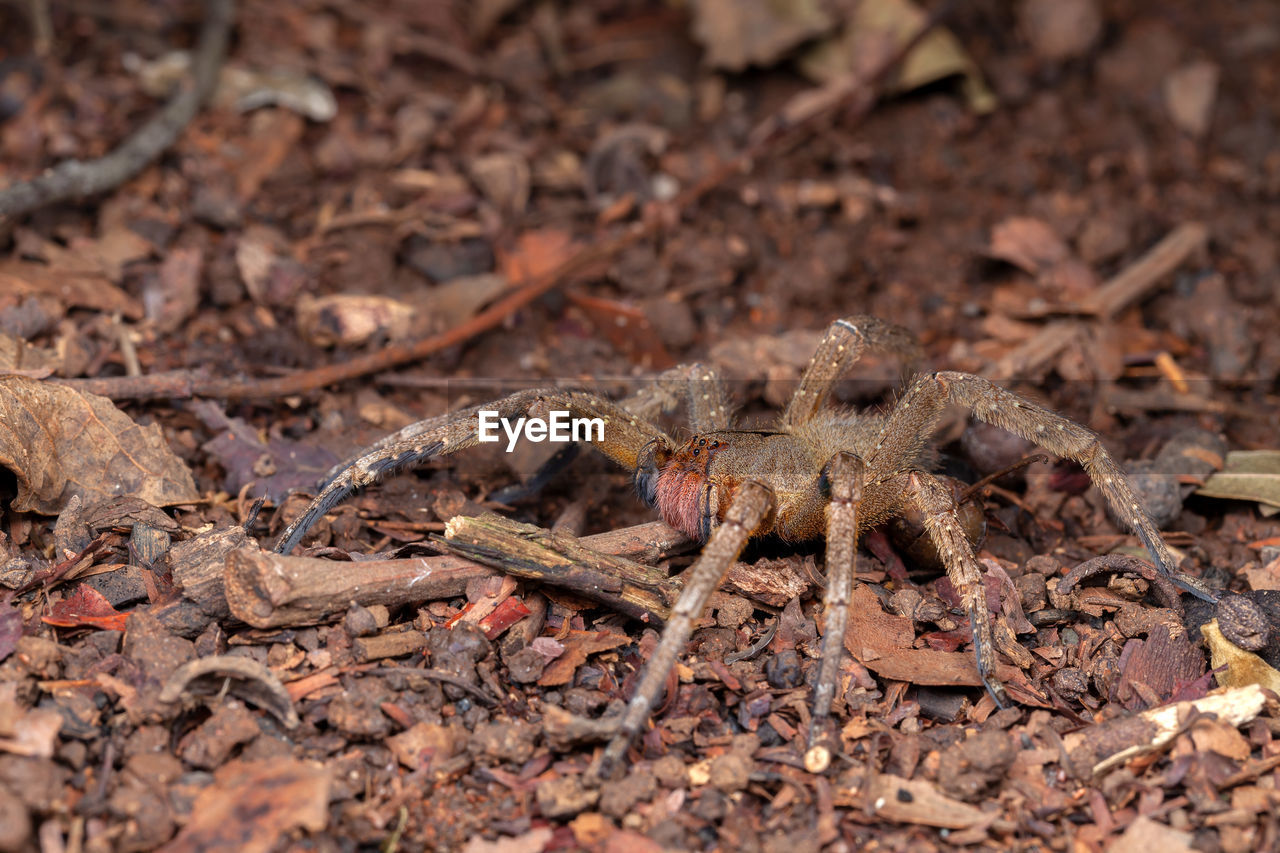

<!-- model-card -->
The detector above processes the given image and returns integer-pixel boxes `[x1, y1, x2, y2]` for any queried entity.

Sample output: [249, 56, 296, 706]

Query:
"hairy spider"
[274, 316, 1215, 775]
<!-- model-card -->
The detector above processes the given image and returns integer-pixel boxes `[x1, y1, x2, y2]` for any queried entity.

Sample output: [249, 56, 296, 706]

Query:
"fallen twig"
[437, 514, 687, 625]
[223, 519, 692, 629]
[986, 223, 1208, 380]
[1061, 683, 1266, 778]
[0, 0, 235, 219]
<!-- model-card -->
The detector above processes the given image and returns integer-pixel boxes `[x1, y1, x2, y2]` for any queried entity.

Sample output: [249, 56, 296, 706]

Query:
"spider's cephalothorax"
[273, 316, 1216, 777]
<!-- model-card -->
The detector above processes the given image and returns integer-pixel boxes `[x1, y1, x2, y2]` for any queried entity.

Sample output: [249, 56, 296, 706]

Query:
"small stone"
[535, 775, 599, 819]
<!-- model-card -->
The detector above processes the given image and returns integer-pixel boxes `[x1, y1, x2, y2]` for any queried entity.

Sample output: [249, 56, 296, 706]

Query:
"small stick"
[224, 549, 494, 628]
[223, 519, 691, 629]
[987, 223, 1207, 380]
[0, 0, 235, 218]
[1061, 684, 1265, 778]
[437, 515, 687, 625]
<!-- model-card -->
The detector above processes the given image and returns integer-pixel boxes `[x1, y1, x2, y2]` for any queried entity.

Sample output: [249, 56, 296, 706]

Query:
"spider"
[273, 315, 1215, 776]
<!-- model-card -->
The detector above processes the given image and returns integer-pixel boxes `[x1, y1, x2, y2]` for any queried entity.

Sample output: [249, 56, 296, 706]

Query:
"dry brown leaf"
[848, 773, 990, 829]
[989, 217, 1071, 275]
[537, 629, 630, 687]
[149, 246, 204, 334]
[158, 758, 330, 853]
[0, 261, 142, 319]
[0, 332, 58, 376]
[0, 377, 199, 514]
[692, 0, 833, 72]
[1202, 620, 1280, 693]
[799, 0, 995, 113]
[498, 228, 576, 287]
[1109, 815, 1194, 853]
[421, 273, 507, 331]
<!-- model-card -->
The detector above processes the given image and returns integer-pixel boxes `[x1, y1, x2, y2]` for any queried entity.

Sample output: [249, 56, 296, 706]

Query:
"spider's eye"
[692, 448, 700, 456]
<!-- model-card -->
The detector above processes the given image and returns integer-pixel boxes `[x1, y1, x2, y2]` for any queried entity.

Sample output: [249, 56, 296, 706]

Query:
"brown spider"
[274, 315, 1215, 775]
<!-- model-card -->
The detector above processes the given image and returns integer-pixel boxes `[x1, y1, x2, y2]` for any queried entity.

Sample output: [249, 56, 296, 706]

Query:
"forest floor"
[2, 1, 1280, 851]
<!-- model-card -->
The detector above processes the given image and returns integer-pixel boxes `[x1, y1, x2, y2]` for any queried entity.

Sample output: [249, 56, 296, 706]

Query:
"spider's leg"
[900, 469, 1009, 708]
[806, 451, 863, 770]
[274, 389, 674, 554]
[623, 362, 732, 432]
[497, 364, 735, 505]
[868, 371, 1217, 602]
[593, 480, 774, 779]
[783, 315, 922, 428]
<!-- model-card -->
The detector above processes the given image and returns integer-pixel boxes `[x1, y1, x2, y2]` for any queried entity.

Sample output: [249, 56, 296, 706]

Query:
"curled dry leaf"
[0, 376, 198, 515]
[799, 0, 996, 113]
[160, 654, 300, 728]
[1201, 620, 1280, 693]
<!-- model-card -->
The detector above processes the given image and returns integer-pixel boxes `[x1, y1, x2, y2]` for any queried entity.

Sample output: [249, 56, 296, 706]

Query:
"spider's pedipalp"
[594, 479, 774, 779]
[274, 388, 674, 554]
[274, 439, 445, 555]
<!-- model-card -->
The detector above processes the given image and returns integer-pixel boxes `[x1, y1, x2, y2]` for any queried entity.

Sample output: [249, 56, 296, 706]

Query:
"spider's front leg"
[899, 469, 1009, 707]
[274, 389, 673, 554]
[593, 480, 775, 780]
[805, 451, 862, 771]
[494, 363, 733, 505]
[870, 371, 1218, 603]
[784, 315, 922, 428]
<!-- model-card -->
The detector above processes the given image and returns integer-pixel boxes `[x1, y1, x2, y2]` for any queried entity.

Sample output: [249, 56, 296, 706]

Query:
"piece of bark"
[225, 550, 494, 629]
[149, 526, 252, 637]
[438, 515, 687, 624]
[354, 631, 429, 662]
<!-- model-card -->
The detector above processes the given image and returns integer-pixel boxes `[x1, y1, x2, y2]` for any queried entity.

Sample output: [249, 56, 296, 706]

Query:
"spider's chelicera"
[274, 316, 1216, 776]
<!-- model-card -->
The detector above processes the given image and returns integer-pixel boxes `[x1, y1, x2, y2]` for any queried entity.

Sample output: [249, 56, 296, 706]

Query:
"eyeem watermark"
[477, 410, 604, 452]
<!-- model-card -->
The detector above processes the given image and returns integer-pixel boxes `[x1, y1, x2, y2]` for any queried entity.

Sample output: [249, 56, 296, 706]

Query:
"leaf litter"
[0, 1, 1279, 851]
